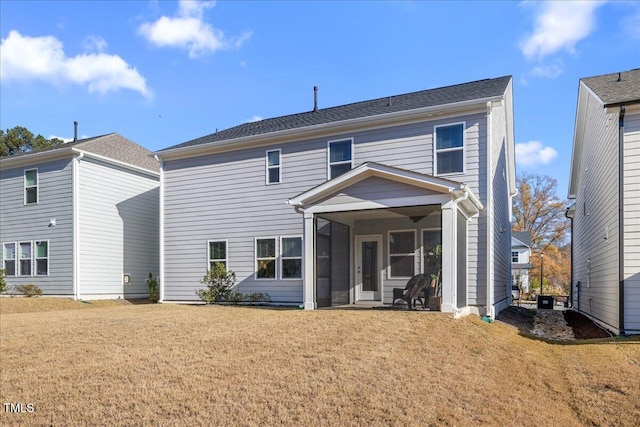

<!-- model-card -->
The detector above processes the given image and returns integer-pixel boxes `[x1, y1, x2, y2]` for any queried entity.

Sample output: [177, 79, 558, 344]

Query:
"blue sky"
[1, 0, 639, 197]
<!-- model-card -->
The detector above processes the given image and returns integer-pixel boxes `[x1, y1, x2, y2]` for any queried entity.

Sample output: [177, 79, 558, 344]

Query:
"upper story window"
[24, 169, 38, 204]
[434, 123, 465, 175]
[266, 149, 281, 185]
[328, 139, 353, 179]
[208, 240, 228, 270]
[512, 251, 519, 263]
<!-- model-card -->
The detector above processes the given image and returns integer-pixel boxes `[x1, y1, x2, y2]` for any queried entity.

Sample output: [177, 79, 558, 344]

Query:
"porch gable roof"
[287, 162, 483, 214]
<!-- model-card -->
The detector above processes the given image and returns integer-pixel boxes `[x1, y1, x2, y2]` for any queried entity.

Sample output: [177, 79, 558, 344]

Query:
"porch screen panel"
[331, 222, 349, 305]
[457, 211, 467, 308]
[316, 219, 331, 308]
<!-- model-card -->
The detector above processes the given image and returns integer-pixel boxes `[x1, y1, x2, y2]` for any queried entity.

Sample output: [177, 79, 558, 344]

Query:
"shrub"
[196, 263, 236, 304]
[0, 269, 6, 293]
[147, 273, 160, 303]
[248, 292, 271, 303]
[15, 284, 42, 297]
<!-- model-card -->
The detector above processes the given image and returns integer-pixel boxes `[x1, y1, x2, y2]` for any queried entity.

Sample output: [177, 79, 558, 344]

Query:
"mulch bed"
[563, 310, 611, 339]
[497, 306, 612, 340]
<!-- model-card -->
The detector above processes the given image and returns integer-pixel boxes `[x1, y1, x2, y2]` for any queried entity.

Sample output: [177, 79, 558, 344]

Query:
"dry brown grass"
[1, 299, 639, 426]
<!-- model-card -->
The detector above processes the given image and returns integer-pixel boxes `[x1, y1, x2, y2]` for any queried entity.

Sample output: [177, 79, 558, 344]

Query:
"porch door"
[356, 235, 382, 301]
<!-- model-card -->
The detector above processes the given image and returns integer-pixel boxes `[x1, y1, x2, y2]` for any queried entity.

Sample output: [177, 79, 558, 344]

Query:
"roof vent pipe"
[617, 72, 622, 82]
[73, 121, 78, 141]
[313, 86, 318, 112]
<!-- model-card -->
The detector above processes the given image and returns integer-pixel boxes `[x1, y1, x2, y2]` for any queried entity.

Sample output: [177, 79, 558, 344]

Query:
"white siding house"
[511, 231, 532, 293]
[0, 133, 160, 299]
[568, 69, 640, 334]
[155, 76, 516, 319]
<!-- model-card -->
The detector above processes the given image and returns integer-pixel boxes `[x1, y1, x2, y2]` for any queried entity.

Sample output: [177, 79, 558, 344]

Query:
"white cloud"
[138, 0, 251, 58]
[0, 30, 151, 98]
[529, 61, 564, 79]
[520, 1, 605, 61]
[246, 115, 264, 123]
[516, 141, 558, 167]
[82, 35, 108, 53]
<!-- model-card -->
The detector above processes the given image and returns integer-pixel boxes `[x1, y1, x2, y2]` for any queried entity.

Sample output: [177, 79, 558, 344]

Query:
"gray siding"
[623, 110, 640, 332]
[163, 113, 489, 303]
[489, 100, 513, 313]
[78, 158, 159, 298]
[0, 158, 74, 295]
[572, 92, 620, 331]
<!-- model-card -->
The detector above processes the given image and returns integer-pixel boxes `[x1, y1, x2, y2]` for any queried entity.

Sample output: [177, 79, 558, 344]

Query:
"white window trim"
[512, 251, 519, 263]
[255, 237, 278, 280]
[387, 229, 417, 279]
[24, 168, 39, 205]
[433, 122, 466, 176]
[207, 240, 228, 271]
[420, 227, 442, 274]
[35, 240, 49, 276]
[280, 235, 303, 280]
[327, 138, 354, 180]
[2, 242, 17, 277]
[265, 149, 282, 185]
[18, 241, 33, 277]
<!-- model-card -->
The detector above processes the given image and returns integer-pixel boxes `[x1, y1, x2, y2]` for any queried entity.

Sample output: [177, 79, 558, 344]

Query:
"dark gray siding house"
[156, 76, 516, 319]
[0, 133, 160, 299]
[568, 69, 640, 334]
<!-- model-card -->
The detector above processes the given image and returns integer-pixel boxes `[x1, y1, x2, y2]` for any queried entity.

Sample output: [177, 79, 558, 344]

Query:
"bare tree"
[512, 173, 570, 251]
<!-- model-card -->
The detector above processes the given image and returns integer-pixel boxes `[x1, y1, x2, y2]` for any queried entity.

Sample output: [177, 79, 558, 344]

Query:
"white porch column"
[440, 200, 457, 313]
[303, 212, 316, 310]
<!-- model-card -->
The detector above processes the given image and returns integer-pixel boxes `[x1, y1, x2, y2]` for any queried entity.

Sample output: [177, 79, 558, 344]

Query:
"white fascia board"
[303, 195, 452, 214]
[568, 83, 589, 199]
[155, 96, 500, 161]
[0, 147, 75, 169]
[288, 162, 462, 207]
[72, 149, 160, 179]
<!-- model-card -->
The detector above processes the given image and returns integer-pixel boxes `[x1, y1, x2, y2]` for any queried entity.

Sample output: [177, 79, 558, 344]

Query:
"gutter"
[155, 96, 503, 160]
[72, 152, 84, 300]
[618, 105, 626, 334]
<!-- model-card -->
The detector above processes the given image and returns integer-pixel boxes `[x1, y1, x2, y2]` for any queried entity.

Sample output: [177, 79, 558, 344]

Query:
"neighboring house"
[0, 133, 160, 299]
[567, 69, 640, 335]
[155, 76, 516, 319]
[511, 231, 532, 293]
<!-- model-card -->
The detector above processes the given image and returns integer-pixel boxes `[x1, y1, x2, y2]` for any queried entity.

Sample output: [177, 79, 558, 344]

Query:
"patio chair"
[393, 273, 431, 310]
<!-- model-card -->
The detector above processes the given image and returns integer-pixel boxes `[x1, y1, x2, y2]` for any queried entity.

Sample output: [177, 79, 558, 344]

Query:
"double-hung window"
[281, 237, 302, 279]
[35, 241, 49, 276]
[434, 123, 465, 175]
[208, 240, 227, 270]
[328, 139, 353, 179]
[24, 169, 38, 204]
[256, 238, 276, 279]
[3, 243, 16, 276]
[19, 241, 32, 276]
[266, 149, 281, 184]
[512, 251, 519, 263]
[388, 231, 416, 278]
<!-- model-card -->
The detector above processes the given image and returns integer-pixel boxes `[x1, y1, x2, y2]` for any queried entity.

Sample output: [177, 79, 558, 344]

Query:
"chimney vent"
[313, 86, 318, 112]
[73, 121, 78, 142]
[617, 72, 622, 82]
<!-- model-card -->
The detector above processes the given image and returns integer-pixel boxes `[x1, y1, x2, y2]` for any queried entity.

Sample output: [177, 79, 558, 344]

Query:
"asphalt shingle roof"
[3, 133, 159, 172]
[512, 231, 532, 248]
[581, 69, 640, 106]
[161, 75, 512, 151]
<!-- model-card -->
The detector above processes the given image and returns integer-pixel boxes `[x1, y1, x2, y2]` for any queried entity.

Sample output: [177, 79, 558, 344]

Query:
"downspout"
[156, 155, 165, 303]
[565, 206, 574, 308]
[486, 101, 494, 318]
[72, 152, 84, 300]
[618, 105, 626, 334]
